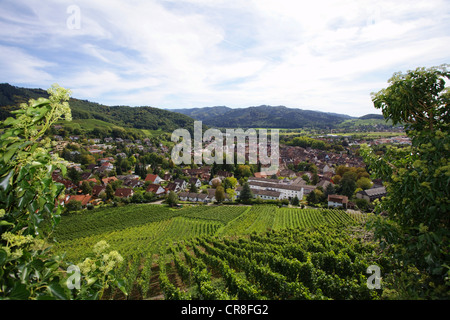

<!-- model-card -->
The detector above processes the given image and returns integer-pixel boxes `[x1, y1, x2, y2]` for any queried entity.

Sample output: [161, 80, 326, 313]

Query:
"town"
[50, 126, 406, 213]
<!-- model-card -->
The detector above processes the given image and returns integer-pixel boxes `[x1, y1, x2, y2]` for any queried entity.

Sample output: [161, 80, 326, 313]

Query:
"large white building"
[246, 179, 304, 200]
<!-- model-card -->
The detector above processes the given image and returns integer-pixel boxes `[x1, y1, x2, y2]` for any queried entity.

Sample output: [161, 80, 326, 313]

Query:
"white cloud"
[0, 45, 54, 84]
[0, 0, 449, 117]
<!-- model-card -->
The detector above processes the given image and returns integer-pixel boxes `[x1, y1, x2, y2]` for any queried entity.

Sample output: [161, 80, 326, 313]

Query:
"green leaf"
[52, 214, 61, 225]
[18, 190, 35, 211]
[4, 141, 21, 159]
[48, 282, 69, 300]
[0, 220, 14, 227]
[19, 265, 31, 283]
[115, 279, 128, 296]
[44, 261, 59, 272]
[0, 249, 7, 266]
[0, 170, 13, 191]
[10, 282, 31, 300]
[2, 148, 16, 164]
[60, 165, 67, 177]
[2, 116, 18, 126]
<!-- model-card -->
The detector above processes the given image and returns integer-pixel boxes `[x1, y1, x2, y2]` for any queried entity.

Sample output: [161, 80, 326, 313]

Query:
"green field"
[53, 204, 248, 261]
[53, 204, 365, 261]
[51, 204, 380, 300]
[57, 118, 169, 138]
[166, 226, 385, 300]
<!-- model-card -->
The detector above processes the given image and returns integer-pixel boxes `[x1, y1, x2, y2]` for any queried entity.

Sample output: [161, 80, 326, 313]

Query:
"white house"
[328, 194, 348, 208]
[146, 183, 166, 195]
[356, 187, 386, 202]
[179, 192, 209, 203]
[252, 189, 281, 200]
[322, 164, 334, 174]
[145, 174, 163, 184]
[248, 180, 303, 200]
[189, 178, 202, 188]
[174, 179, 188, 190]
[178, 192, 189, 201]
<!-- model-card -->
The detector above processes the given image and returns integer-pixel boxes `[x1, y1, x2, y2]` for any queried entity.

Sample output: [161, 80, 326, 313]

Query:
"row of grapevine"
[170, 242, 232, 299]
[53, 216, 224, 262]
[157, 225, 384, 300]
[53, 203, 371, 299]
[136, 252, 154, 299]
[195, 237, 320, 299]
[217, 206, 363, 236]
[190, 240, 264, 300]
[158, 247, 191, 300]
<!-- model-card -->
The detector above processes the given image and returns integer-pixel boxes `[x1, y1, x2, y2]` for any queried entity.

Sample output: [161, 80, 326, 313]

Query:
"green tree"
[339, 175, 356, 198]
[105, 183, 115, 200]
[311, 173, 319, 185]
[80, 180, 93, 195]
[236, 164, 252, 179]
[332, 174, 341, 185]
[223, 177, 238, 190]
[131, 192, 144, 204]
[67, 167, 81, 186]
[65, 200, 82, 213]
[166, 191, 178, 207]
[143, 192, 155, 202]
[354, 198, 371, 212]
[356, 177, 373, 190]
[239, 182, 253, 203]
[301, 174, 310, 184]
[306, 190, 317, 205]
[361, 65, 450, 299]
[226, 188, 236, 201]
[324, 183, 335, 197]
[215, 186, 226, 203]
[189, 183, 198, 193]
[372, 64, 449, 131]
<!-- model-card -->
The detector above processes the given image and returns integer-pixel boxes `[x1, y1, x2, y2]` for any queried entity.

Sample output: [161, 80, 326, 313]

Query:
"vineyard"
[52, 204, 382, 300]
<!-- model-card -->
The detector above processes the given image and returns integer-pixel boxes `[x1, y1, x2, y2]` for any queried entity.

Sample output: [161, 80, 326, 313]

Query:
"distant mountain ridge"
[0, 83, 387, 131]
[170, 105, 355, 129]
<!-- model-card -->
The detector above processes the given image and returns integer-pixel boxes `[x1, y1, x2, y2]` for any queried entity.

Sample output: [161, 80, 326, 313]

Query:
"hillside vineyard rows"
[52, 204, 382, 300]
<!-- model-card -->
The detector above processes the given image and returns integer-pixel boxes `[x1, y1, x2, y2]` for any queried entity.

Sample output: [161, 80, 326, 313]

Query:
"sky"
[0, 0, 449, 117]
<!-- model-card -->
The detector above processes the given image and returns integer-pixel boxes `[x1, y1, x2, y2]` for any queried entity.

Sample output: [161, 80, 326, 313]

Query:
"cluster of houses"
[371, 136, 411, 145]
[234, 175, 386, 209]
[279, 144, 366, 175]
[54, 153, 387, 209]
[51, 130, 389, 211]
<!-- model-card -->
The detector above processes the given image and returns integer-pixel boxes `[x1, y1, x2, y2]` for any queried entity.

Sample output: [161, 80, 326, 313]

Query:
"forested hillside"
[0, 83, 197, 133]
[172, 105, 354, 129]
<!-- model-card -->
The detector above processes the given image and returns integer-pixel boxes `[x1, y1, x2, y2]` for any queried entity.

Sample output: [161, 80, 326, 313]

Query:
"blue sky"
[0, 0, 449, 117]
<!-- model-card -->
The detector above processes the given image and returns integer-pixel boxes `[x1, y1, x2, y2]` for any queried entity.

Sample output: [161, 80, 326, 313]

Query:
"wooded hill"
[171, 105, 355, 129]
[0, 83, 197, 133]
[0, 83, 393, 133]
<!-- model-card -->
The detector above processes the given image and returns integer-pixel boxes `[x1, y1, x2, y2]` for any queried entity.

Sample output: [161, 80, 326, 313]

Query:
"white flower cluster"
[1, 231, 35, 260]
[77, 241, 124, 278]
[99, 250, 124, 274]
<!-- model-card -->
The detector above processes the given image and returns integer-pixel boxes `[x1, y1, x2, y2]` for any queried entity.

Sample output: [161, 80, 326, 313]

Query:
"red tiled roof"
[328, 194, 348, 203]
[145, 174, 159, 182]
[114, 188, 134, 198]
[67, 194, 92, 206]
